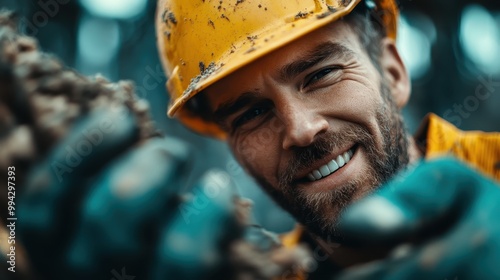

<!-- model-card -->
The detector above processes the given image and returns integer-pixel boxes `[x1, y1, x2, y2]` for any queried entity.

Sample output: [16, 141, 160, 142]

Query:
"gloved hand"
[17, 108, 242, 280]
[335, 158, 500, 280]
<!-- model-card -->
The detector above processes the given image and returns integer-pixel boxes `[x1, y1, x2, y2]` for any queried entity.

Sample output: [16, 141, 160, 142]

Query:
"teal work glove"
[17, 109, 242, 280]
[336, 158, 500, 280]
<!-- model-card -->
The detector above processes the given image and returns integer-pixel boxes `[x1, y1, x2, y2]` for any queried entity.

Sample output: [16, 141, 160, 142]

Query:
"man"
[156, 0, 500, 278]
[4, 1, 499, 279]
[0, 9, 308, 280]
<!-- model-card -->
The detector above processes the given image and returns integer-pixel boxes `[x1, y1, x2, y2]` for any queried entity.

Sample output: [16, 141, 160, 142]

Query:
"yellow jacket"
[416, 113, 500, 181]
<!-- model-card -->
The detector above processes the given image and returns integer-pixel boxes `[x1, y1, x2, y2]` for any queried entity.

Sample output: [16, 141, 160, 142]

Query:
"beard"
[247, 82, 410, 241]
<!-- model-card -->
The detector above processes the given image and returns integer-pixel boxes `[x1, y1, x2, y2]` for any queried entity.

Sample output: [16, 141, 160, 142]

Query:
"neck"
[408, 135, 424, 166]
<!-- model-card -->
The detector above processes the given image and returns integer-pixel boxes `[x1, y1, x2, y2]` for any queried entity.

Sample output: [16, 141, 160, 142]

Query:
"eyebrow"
[278, 42, 355, 82]
[212, 42, 356, 127]
[213, 92, 259, 128]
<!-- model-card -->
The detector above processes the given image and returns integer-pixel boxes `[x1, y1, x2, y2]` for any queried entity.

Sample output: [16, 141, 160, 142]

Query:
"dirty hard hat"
[156, 0, 399, 138]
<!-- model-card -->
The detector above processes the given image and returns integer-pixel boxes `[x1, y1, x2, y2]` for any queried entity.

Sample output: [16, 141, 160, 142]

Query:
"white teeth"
[319, 165, 330, 176]
[336, 155, 345, 167]
[307, 148, 355, 182]
[327, 160, 339, 173]
[343, 151, 350, 162]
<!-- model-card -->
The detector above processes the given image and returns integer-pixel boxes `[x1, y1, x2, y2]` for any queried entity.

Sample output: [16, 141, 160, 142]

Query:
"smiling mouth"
[306, 145, 357, 182]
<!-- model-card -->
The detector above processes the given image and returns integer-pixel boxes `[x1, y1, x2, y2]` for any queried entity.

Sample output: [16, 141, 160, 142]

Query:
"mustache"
[278, 125, 373, 190]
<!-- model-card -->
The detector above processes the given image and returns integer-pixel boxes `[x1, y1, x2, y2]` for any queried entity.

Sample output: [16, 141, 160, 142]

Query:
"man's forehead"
[205, 21, 361, 111]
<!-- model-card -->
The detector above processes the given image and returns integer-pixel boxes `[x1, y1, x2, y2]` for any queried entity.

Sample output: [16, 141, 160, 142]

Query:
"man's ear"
[380, 38, 411, 108]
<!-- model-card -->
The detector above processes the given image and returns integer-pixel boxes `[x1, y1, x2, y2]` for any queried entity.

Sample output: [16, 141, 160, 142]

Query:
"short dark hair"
[343, 3, 386, 72]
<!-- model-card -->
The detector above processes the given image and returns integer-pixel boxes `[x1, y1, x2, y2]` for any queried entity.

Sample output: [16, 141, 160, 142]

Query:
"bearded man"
[156, 0, 500, 278]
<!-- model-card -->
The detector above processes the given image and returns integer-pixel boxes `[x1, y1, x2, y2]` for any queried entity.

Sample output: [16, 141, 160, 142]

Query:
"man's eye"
[304, 67, 339, 88]
[233, 106, 269, 129]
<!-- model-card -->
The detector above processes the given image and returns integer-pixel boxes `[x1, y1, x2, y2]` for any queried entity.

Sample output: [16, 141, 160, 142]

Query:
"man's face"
[204, 20, 410, 239]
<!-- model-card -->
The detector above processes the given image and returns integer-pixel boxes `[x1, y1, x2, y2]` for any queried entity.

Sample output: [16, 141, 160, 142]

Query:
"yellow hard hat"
[156, 0, 399, 139]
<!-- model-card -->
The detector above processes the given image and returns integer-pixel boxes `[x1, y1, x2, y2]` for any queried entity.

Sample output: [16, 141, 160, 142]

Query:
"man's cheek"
[233, 140, 258, 164]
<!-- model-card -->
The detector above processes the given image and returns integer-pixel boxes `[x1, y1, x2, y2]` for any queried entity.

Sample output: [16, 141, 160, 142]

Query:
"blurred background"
[1, 0, 499, 233]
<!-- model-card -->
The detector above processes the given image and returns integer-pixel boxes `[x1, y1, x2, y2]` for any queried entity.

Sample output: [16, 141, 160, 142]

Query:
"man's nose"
[280, 103, 329, 150]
